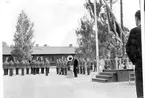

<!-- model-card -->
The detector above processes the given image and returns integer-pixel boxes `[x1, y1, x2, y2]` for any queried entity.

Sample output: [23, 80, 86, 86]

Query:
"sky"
[0, 0, 140, 47]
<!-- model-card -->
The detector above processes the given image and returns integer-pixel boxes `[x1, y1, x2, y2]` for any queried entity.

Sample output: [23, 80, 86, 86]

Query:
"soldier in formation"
[86, 58, 91, 75]
[9, 60, 14, 76]
[64, 58, 67, 75]
[3, 60, 9, 75]
[45, 58, 50, 76]
[41, 60, 45, 74]
[56, 59, 59, 74]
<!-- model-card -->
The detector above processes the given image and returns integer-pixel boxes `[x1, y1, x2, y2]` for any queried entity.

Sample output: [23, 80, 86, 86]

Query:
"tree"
[75, 16, 95, 60]
[11, 11, 34, 61]
[2, 42, 8, 47]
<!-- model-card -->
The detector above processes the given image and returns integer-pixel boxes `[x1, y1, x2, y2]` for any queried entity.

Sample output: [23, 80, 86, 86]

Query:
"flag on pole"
[86, 0, 127, 43]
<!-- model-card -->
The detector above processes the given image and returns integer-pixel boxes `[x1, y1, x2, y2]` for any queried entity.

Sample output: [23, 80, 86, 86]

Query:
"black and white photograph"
[1, 0, 144, 98]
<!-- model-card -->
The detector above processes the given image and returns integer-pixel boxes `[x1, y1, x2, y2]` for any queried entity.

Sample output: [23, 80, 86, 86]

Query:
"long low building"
[2, 44, 76, 65]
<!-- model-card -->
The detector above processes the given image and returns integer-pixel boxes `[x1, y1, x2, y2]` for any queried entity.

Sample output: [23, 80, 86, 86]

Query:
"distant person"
[126, 10, 143, 98]
[73, 57, 78, 77]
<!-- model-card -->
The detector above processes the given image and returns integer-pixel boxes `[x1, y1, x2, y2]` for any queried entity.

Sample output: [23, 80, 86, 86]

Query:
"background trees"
[75, 0, 129, 69]
[11, 11, 34, 62]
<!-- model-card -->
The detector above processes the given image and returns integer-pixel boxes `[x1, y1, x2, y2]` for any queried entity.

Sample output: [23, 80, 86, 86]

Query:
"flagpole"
[94, 0, 99, 74]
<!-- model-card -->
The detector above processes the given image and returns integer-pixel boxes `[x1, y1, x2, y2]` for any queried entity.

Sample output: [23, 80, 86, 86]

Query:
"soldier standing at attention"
[41, 59, 45, 74]
[9, 60, 14, 76]
[3, 60, 7, 75]
[126, 10, 143, 98]
[26, 60, 30, 74]
[15, 60, 19, 75]
[64, 58, 67, 75]
[60, 59, 62, 75]
[56, 59, 59, 74]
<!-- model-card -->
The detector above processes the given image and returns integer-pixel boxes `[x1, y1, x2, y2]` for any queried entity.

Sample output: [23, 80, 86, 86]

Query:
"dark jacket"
[73, 59, 78, 71]
[126, 25, 142, 68]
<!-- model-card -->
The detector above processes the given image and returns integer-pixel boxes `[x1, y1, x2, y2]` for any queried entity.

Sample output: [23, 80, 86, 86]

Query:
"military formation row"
[3, 59, 50, 69]
[3, 59, 50, 76]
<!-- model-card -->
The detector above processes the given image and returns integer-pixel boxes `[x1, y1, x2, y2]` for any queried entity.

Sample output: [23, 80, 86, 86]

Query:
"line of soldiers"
[77, 58, 96, 75]
[56, 58, 69, 75]
[3, 58, 50, 76]
[55, 57, 97, 76]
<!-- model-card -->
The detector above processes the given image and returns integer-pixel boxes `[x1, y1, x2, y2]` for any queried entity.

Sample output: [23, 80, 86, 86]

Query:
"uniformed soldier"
[58, 59, 61, 75]
[82, 59, 86, 75]
[40, 60, 45, 74]
[26, 60, 30, 74]
[77, 58, 80, 74]
[87, 58, 90, 75]
[31, 60, 36, 75]
[59, 59, 62, 75]
[93, 59, 97, 72]
[64, 58, 67, 75]
[9, 60, 14, 76]
[36, 60, 40, 74]
[15, 60, 19, 75]
[3, 60, 8, 75]
[79, 58, 82, 74]
[56, 59, 59, 74]
[21, 60, 25, 76]
[45, 58, 50, 76]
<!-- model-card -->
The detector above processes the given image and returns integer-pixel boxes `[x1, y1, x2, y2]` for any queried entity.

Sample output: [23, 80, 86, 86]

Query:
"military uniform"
[15, 61, 20, 75]
[26, 61, 30, 74]
[56, 60, 59, 74]
[3, 61, 8, 75]
[58, 60, 61, 75]
[21, 60, 25, 76]
[64, 60, 67, 75]
[82, 60, 86, 75]
[9, 61, 14, 76]
[45, 59, 50, 76]
[41, 60, 45, 74]
[93, 60, 97, 72]
[80, 59, 83, 74]
[87, 60, 90, 75]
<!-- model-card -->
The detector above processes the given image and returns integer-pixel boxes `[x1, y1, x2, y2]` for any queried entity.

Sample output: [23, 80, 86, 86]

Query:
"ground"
[4, 68, 136, 98]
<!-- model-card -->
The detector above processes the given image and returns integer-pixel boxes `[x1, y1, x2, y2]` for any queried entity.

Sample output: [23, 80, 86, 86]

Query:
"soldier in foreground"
[126, 10, 143, 98]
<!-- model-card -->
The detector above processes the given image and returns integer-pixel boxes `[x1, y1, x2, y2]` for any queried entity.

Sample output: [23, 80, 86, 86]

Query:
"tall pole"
[110, 0, 112, 10]
[94, 0, 99, 74]
[120, 0, 124, 58]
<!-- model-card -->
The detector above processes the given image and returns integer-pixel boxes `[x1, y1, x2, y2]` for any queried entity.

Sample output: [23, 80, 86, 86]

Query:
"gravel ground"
[3, 68, 136, 98]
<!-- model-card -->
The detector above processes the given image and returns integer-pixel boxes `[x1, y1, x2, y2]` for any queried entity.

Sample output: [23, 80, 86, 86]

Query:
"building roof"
[3, 46, 76, 55]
